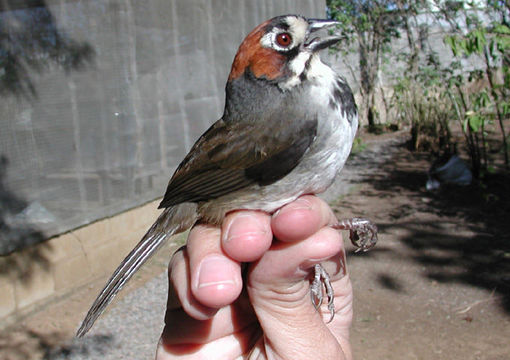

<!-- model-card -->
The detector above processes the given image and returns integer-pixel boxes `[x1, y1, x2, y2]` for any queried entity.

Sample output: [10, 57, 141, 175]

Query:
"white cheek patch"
[289, 51, 310, 75]
[279, 51, 311, 90]
[280, 54, 336, 91]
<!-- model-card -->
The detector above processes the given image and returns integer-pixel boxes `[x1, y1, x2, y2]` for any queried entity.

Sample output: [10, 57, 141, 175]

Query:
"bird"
[76, 14, 377, 338]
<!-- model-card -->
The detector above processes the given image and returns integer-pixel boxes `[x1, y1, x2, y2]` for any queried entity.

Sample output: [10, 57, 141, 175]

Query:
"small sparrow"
[77, 14, 377, 338]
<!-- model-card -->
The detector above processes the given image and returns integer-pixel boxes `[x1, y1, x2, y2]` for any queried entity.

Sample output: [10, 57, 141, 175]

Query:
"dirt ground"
[1, 131, 509, 359]
[339, 132, 510, 360]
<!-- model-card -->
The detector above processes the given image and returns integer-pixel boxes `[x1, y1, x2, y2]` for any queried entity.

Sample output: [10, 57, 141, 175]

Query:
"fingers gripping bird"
[77, 15, 377, 338]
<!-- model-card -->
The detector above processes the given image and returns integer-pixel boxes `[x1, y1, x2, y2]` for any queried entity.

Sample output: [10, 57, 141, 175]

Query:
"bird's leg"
[310, 218, 378, 322]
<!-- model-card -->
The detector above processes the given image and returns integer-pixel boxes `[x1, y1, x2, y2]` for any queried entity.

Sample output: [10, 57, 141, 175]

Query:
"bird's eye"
[276, 32, 292, 47]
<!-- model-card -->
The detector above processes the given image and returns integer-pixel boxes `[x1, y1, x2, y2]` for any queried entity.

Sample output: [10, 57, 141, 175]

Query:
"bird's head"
[228, 15, 340, 88]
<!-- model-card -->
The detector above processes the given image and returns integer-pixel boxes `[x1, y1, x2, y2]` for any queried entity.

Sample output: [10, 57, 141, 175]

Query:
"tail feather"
[76, 204, 197, 338]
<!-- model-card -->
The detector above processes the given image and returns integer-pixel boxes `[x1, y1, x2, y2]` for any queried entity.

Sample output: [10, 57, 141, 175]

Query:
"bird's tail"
[76, 203, 198, 338]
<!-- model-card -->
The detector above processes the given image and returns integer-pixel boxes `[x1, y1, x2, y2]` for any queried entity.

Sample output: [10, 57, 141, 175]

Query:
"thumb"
[246, 196, 351, 359]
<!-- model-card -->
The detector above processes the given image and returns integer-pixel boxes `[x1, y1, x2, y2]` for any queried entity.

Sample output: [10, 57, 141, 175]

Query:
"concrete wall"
[0, 0, 325, 252]
[0, 200, 160, 321]
[0, 0, 326, 323]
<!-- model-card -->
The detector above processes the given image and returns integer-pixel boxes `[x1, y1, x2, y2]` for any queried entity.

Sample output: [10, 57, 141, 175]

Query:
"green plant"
[327, 0, 411, 128]
[440, 1, 510, 176]
[350, 137, 368, 155]
[391, 72, 454, 152]
[388, 0, 509, 178]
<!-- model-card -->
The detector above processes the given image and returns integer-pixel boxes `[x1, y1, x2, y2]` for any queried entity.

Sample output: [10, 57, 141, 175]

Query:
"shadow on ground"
[347, 140, 510, 313]
[0, 328, 113, 360]
[44, 334, 114, 360]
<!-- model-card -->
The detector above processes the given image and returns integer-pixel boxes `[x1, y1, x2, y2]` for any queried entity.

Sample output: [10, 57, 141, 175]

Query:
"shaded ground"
[1, 131, 509, 359]
[337, 133, 510, 359]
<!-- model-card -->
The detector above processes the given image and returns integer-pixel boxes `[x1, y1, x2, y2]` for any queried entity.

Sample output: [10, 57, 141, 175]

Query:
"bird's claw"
[310, 264, 336, 323]
[309, 218, 378, 322]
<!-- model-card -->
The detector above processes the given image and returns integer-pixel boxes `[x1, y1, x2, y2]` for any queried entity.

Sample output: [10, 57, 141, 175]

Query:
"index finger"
[271, 195, 338, 242]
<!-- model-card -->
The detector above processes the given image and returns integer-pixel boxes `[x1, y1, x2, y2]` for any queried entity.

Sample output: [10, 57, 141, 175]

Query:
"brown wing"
[158, 111, 317, 208]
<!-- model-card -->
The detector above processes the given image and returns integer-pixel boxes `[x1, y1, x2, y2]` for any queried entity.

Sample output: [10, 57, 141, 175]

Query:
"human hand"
[155, 195, 353, 359]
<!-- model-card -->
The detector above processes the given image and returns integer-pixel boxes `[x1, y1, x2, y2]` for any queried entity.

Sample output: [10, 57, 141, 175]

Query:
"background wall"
[0, 0, 326, 255]
[0, 0, 326, 321]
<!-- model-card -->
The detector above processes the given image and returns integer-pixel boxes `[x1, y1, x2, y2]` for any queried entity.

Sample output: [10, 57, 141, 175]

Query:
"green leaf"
[460, 38, 469, 54]
[502, 102, 510, 115]
[473, 30, 486, 54]
[496, 36, 510, 51]
[493, 24, 510, 35]
[468, 114, 483, 132]
[476, 91, 490, 108]
[444, 36, 458, 56]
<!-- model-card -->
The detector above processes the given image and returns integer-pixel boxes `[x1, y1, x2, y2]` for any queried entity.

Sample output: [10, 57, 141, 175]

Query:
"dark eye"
[276, 32, 292, 47]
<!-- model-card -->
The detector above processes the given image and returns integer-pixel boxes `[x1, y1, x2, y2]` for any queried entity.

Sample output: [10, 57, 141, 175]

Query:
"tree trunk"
[358, 35, 378, 129]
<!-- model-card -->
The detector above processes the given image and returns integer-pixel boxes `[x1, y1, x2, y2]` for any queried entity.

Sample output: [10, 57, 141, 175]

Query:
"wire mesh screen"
[0, 0, 323, 254]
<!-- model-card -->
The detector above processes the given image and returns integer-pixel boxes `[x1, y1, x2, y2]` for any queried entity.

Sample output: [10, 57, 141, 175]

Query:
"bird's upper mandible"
[228, 15, 341, 84]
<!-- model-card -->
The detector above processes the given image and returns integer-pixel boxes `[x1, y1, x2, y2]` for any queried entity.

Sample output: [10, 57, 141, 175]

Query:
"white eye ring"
[260, 29, 294, 52]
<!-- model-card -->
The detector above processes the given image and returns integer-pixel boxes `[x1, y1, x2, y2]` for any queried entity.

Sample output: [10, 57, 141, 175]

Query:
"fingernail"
[223, 213, 267, 243]
[197, 255, 237, 289]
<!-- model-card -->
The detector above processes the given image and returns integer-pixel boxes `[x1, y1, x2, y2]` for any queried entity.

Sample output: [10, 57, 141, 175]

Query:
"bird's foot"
[309, 218, 378, 322]
[332, 217, 378, 252]
[310, 263, 336, 323]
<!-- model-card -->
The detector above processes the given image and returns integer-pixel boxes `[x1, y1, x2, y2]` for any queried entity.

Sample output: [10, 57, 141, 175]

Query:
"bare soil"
[338, 131, 510, 360]
[1, 130, 509, 359]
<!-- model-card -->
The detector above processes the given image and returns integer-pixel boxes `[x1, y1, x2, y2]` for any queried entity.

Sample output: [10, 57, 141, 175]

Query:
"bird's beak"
[305, 19, 341, 52]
